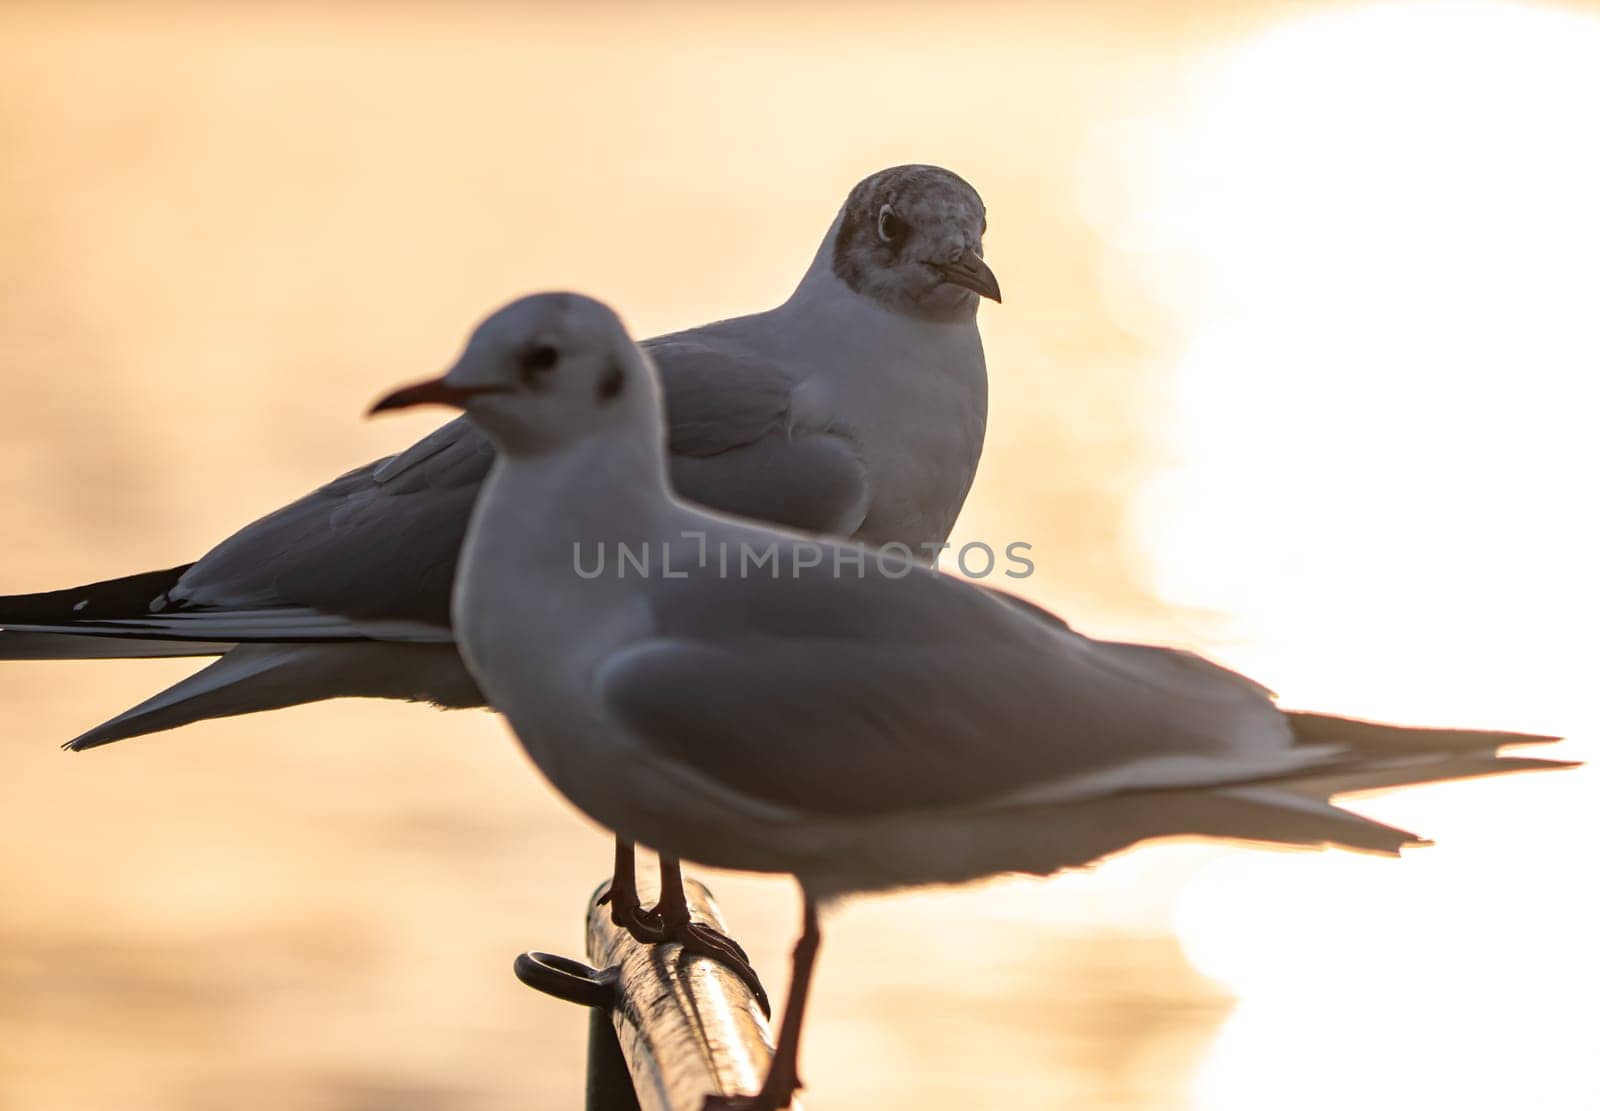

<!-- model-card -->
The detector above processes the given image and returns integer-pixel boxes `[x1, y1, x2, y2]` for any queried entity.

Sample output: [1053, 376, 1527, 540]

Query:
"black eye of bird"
[517, 344, 560, 384]
[596, 363, 626, 402]
[877, 204, 906, 245]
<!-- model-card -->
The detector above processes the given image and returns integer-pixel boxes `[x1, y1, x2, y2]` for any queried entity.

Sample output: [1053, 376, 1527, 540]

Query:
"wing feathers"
[0, 631, 230, 660]
[0, 564, 192, 625]
[1285, 710, 1560, 752]
[2, 608, 449, 644]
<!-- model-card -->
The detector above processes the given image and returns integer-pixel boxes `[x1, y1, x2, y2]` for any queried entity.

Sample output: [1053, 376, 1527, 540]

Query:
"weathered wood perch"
[517, 876, 789, 1111]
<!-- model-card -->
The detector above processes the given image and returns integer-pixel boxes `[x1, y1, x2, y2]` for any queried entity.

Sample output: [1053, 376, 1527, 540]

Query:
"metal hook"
[515, 950, 619, 1008]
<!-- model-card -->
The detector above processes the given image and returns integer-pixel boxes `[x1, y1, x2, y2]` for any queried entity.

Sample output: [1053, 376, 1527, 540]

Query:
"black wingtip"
[2, 564, 194, 627]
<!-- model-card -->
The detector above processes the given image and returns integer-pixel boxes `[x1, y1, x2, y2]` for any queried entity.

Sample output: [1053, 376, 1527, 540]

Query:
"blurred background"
[3, 1, 1597, 1108]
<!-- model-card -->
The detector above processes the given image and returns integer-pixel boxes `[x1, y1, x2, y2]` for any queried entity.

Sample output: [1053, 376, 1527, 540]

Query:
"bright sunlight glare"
[1080, 3, 1600, 1108]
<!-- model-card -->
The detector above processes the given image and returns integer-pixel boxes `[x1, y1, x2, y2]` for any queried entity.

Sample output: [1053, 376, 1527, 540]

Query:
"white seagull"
[375, 291, 1570, 1111]
[0, 166, 999, 985]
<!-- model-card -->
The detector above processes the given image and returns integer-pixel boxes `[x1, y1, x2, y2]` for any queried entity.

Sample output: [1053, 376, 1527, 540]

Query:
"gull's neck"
[777, 212, 880, 324]
[781, 212, 852, 317]
[463, 425, 676, 595]
[753, 211, 988, 552]
[453, 425, 678, 800]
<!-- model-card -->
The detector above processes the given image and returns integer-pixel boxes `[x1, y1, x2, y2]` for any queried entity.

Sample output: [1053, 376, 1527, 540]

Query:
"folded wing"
[598, 564, 1308, 818]
[5, 332, 870, 649]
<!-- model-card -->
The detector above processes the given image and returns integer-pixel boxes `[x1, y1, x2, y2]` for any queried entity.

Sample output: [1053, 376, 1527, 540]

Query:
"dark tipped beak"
[368, 376, 503, 416]
[935, 249, 1002, 303]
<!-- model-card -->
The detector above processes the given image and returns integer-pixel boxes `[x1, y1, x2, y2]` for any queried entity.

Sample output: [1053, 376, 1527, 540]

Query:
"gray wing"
[598, 564, 1298, 818]
[171, 417, 491, 633]
[162, 333, 867, 639]
[648, 335, 870, 538]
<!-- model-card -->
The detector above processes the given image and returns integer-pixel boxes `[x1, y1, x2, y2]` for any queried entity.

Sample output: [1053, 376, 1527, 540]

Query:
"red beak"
[368, 376, 503, 416]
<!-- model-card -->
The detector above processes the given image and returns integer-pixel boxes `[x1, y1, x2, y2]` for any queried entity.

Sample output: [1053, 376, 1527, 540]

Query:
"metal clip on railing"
[517, 877, 783, 1111]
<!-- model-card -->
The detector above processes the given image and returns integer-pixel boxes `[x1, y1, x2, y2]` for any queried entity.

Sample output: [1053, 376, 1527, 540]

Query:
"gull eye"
[597, 363, 626, 402]
[517, 344, 560, 385]
[877, 204, 906, 245]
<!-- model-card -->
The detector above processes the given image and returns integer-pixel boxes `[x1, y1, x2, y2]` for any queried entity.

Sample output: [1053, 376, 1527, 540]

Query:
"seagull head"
[369, 292, 659, 455]
[829, 164, 999, 321]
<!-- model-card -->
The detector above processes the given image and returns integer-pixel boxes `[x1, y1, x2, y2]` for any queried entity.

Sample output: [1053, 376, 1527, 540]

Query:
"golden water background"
[3, 4, 1596, 1109]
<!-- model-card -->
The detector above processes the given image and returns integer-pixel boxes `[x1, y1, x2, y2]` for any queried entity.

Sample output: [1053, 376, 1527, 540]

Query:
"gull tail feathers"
[1285, 711, 1560, 754]
[1278, 711, 1573, 798]
[1274, 753, 1575, 798]
[1190, 713, 1572, 853]
[64, 642, 485, 751]
[933, 715, 1572, 887]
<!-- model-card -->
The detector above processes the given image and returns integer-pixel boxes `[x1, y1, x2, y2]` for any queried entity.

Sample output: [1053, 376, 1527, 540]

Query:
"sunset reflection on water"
[2, 3, 1594, 1108]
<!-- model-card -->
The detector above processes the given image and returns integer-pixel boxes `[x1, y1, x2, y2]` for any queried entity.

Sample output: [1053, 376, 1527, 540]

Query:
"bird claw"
[601, 860, 770, 1016]
[599, 881, 667, 940]
[662, 919, 770, 1018]
[667, 916, 751, 964]
[612, 899, 667, 942]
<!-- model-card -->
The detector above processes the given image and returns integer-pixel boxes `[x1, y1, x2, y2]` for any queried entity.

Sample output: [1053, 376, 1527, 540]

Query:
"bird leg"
[704, 895, 821, 1111]
[597, 845, 771, 1014]
[652, 856, 771, 1016]
[596, 838, 664, 940]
